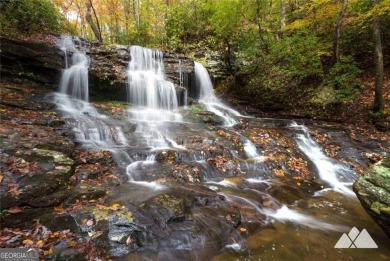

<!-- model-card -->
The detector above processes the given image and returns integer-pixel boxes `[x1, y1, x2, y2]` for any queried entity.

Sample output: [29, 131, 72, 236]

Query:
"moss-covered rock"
[181, 104, 224, 125]
[353, 154, 390, 238]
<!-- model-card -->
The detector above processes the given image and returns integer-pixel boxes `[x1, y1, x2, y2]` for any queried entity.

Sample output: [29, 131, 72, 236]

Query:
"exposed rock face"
[0, 35, 64, 85]
[193, 50, 233, 85]
[88, 43, 130, 100]
[88, 46, 196, 105]
[353, 154, 390, 238]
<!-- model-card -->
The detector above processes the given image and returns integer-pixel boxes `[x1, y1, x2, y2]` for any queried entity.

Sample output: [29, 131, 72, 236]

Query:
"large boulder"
[353, 154, 390, 238]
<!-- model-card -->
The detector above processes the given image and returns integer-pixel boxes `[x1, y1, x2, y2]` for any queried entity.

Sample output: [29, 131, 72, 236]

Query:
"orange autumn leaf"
[23, 239, 33, 246]
[8, 206, 23, 214]
[68, 240, 78, 247]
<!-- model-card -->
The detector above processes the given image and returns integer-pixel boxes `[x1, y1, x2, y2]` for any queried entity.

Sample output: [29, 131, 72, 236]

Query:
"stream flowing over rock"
[1, 35, 390, 260]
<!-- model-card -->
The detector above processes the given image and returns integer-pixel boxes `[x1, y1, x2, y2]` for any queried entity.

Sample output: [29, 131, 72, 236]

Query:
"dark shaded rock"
[40, 213, 81, 233]
[0, 148, 74, 209]
[49, 241, 86, 261]
[163, 52, 196, 104]
[1, 35, 197, 106]
[49, 120, 66, 127]
[375, 121, 390, 132]
[65, 185, 107, 204]
[0, 35, 64, 84]
[353, 154, 390, 238]
[0, 208, 52, 229]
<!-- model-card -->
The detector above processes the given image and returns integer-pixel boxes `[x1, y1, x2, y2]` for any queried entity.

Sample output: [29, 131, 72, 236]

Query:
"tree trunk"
[372, 0, 384, 112]
[85, 0, 103, 43]
[333, 0, 347, 63]
[133, 0, 140, 28]
[281, 0, 286, 30]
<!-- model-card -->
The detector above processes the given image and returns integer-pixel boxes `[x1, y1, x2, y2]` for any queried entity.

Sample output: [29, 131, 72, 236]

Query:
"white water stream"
[54, 36, 127, 150]
[290, 123, 355, 196]
[194, 62, 241, 126]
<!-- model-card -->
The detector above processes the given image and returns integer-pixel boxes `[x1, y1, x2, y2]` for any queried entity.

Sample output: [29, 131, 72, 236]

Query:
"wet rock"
[49, 240, 86, 261]
[65, 185, 107, 203]
[1, 208, 51, 229]
[182, 104, 224, 125]
[0, 35, 64, 84]
[49, 120, 66, 127]
[353, 154, 390, 238]
[267, 185, 308, 205]
[155, 150, 177, 164]
[0, 149, 74, 209]
[40, 213, 81, 233]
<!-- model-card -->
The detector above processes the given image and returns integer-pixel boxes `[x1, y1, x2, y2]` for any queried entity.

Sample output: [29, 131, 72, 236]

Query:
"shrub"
[325, 55, 362, 102]
[244, 32, 323, 110]
[0, 0, 69, 36]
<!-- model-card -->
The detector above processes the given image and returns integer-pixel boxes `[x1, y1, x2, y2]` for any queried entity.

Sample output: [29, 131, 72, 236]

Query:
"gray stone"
[353, 154, 390, 238]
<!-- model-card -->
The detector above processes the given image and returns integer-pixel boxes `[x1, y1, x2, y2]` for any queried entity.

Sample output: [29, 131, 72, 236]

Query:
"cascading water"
[126, 46, 183, 150]
[290, 122, 355, 196]
[58, 35, 89, 101]
[125, 46, 185, 182]
[194, 62, 241, 126]
[54, 35, 127, 150]
[127, 46, 179, 111]
[58, 52, 89, 101]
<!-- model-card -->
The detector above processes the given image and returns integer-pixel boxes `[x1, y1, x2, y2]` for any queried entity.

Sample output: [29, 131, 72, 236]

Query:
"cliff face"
[0, 35, 196, 105]
[0, 35, 64, 85]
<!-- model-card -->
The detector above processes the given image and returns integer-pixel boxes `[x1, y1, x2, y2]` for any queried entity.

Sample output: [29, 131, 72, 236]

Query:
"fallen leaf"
[44, 248, 53, 256]
[8, 206, 23, 214]
[126, 236, 132, 245]
[36, 240, 44, 248]
[23, 239, 33, 246]
[68, 240, 77, 247]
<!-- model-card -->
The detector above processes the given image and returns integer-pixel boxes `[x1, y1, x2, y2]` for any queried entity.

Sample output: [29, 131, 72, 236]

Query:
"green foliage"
[0, 0, 70, 36]
[370, 108, 390, 120]
[165, 1, 213, 51]
[326, 56, 362, 102]
[245, 33, 323, 110]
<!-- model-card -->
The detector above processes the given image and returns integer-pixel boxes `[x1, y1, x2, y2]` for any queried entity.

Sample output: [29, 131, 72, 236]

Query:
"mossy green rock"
[182, 104, 224, 125]
[353, 154, 390, 238]
[33, 148, 74, 165]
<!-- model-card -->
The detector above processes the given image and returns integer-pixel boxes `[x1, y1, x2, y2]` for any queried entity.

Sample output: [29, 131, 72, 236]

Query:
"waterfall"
[127, 46, 178, 110]
[59, 53, 89, 101]
[178, 59, 188, 107]
[58, 36, 89, 101]
[126, 46, 183, 150]
[194, 62, 241, 126]
[54, 35, 127, 149]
